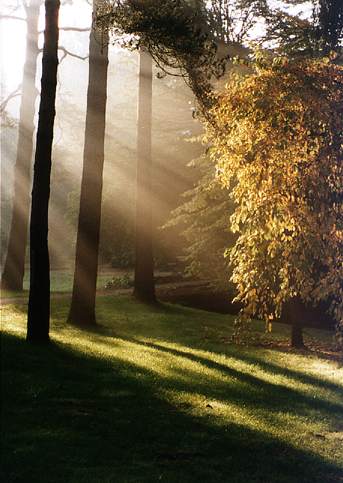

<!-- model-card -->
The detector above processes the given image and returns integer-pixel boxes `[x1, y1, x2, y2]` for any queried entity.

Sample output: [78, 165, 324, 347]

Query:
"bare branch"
[0, 84, 22, 113]
[0, 14, 26, 21]
[37, 45, 89, 61]
[38, 26, 91, 34]
[60, 26, 90, 32]
[58, 46, 89, 62]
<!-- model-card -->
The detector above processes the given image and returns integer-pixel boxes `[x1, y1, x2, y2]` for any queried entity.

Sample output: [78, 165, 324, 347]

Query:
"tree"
[1, 2, 89, 291]
[206, 56, 343, 347]
[206, 0, 260, 44]
[166, 154, 236, 291]
[27, 0, 60, 342]
[68, 4, 108, 326]
[313, 0, 343, 54]
[1, 0, 40, 291]
[96, 0, 227, 114]
[259, 0, 343, 58]
[95, 0, 228, 304]
[133, 48, 156, 302]
[96, 0, 250, 303]
[164, 1, 261, 293]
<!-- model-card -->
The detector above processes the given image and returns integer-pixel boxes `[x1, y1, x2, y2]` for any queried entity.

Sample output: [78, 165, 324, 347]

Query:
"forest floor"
[1, 296, 343, 482]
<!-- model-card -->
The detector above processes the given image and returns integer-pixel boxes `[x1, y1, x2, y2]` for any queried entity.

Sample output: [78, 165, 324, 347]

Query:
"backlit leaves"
[206, 57, 343, 343]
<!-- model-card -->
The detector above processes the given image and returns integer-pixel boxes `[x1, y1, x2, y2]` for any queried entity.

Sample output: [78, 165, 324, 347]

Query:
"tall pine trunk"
[68, 16, 108, 326]
[133, 48, 156, 303]
[1, 0, 40, 291]
[27, 0, 60, 343]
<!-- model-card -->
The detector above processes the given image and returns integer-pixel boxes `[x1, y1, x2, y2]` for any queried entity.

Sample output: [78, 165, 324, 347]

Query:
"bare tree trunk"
[1, 0, 40, 291]
[27, 0, 60, 343]
[133, 48, 156, 304]
[68, 16, 108, 326]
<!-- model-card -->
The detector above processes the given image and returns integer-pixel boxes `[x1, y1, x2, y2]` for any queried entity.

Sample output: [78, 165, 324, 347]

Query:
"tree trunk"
[1, 0, 40, 291]
[291, 322, 305, 349]
[133, 48, 156, 304]
[288, 297, 305, 349]
[27, 0, 60, 343]
[316, 0, 343, 54]
[68, 16, 108, 326]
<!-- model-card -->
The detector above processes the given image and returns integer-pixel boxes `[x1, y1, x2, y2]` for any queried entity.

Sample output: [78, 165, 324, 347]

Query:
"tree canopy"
[166, 153, 236, 291]
[206, 56, 343, 342]
[259, 0, 343, 57]
[95, 0, 233, 111]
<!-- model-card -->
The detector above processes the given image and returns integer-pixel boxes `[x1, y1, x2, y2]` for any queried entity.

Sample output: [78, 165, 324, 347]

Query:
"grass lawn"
[1, 296, 343, 482]
[0, 269, 129, 299]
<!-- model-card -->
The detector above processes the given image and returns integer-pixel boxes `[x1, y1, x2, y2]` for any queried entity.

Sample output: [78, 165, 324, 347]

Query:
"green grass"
[1, 269, 129, 299]
[23, 270, 125, 292]
[1, 296, 343, 482]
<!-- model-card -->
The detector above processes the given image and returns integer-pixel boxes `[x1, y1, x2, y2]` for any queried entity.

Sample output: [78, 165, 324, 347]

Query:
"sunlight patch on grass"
[1, 305, 28, 334]
[162, 387, 335, 452]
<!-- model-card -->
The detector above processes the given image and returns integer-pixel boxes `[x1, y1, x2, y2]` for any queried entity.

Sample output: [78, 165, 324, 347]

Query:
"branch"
[0, 14, 26, 21]
[38, 26, 91, 34]
[60, 26, 90, 32]
[37, 46, 89, 62]
[57, 46, 89, 63]
[0, 84, 22, 113]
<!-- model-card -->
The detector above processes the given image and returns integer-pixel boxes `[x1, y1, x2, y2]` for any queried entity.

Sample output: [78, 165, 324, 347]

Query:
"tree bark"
[316, 0, 343, 54]
[68, 15, 108, 326]
[133, 48, 156, 304]
[288, 297, 305, 349]
[291, 322, 305, 349]
[27, 0, 60, 343]
[1, 0, 40, 291]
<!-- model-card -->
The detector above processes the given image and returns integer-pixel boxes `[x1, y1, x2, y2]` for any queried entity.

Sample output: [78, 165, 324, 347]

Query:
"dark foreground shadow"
[2, 332, 342, 483]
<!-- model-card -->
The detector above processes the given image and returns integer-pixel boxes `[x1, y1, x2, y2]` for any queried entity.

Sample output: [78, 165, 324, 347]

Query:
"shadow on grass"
[109, 336, 343, 421]
[2, 332, 342, 483]
[8, 297, 342, 396]
[229, 348, 343, 391]
[93, 298, 343, 393]
[140, 338, 343, 395]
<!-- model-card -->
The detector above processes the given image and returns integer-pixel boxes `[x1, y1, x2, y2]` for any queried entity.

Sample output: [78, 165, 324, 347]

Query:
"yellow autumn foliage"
[206, 57, 343, 339]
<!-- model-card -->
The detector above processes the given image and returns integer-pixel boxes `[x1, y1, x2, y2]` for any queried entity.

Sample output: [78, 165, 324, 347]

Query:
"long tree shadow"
[228, 348, 343, 392]
[3, 332, 342, 483]
[12, 295, 339, 399]
[85, 300, 343, 395]
[61, 297, 342, 395]
[111, 336, 343, 420]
